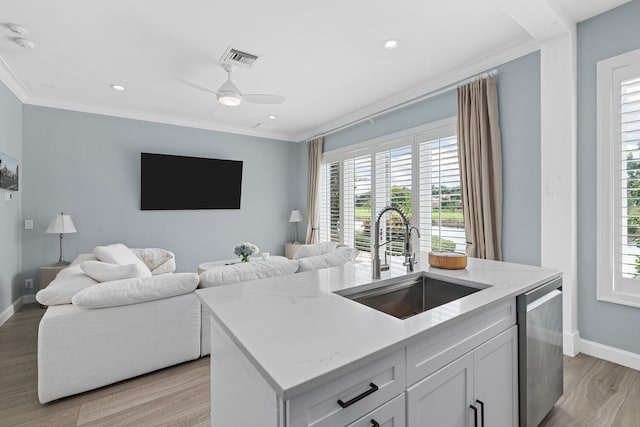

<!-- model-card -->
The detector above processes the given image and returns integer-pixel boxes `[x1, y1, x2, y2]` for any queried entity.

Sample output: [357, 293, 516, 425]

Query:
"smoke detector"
[13, 37, 35, 49]
[220, 46, 259, 68]
[6, 23, 28, 35]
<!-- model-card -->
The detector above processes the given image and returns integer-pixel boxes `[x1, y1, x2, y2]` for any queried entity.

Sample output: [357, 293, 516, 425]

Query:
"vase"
[241, 255, 249, 263]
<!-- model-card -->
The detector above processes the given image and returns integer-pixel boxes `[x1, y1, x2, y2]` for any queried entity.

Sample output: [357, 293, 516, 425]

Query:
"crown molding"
[23, 96, 295, 142]
[0, 56, 30, 102]
[292, 39, 540, 142]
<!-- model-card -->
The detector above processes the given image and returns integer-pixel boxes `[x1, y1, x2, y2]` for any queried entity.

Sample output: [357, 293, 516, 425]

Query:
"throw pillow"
[35, 264, 98, 306]
[80, 261, 149, 283]
[198, 259, 299, 288]
[71, 273, 199, 309]
[296, 246, 358, 272]
[93, 243, 152, 277]
[293, 242, 339, 259]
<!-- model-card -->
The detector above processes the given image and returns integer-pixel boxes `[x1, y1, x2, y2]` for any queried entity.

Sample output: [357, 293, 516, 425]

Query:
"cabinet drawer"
[287, 349, 405, 427]
[406, 299, 515, 385]
[347, 394, 405, 427]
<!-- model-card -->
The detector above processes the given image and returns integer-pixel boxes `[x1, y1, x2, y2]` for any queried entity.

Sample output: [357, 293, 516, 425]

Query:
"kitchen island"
[196, 255, 560, 427]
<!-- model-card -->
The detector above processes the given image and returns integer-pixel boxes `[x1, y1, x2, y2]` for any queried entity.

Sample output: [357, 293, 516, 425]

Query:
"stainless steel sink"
[338, 274, 483, 320]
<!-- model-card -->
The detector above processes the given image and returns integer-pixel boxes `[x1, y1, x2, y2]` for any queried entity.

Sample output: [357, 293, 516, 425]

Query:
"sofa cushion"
[80, 261, 150, 283]
[296, 246, 358, 272]
[94, 243, 152, 277]
[71, 273, 199, 309]
[198, 259, 299, 288]
[131, 248, 176, 275]
[293, 242, 338, 259]
[36, 264, 99, 306]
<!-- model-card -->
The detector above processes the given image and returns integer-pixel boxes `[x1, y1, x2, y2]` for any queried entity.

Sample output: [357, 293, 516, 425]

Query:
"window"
[318, 119, 464, 260]
[597, 49, 640, 307]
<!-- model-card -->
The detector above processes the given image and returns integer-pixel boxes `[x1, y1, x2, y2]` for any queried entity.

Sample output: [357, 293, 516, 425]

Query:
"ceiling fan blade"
[176, 78, 220, 96]
[212, 102, 223, 115]
[242, 94, 285, 104]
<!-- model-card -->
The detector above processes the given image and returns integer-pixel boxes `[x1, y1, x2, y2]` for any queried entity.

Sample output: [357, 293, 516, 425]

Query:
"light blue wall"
[577, 0, 640, 354]
[21, 106, 298, 288]
[0, 80, 22, 314]
[299, 52, 541, 266]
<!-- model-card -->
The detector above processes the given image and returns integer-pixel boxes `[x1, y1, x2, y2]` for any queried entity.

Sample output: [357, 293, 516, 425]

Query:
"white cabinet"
[407, 351, 474, 426]
[474, 325, 518, 427]
[288, 349, 406, 427]
[207, 298, 518, 427]
[407, 326, 518, 427]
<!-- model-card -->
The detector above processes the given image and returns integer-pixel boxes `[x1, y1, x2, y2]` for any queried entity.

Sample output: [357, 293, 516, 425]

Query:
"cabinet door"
[474, 326, 518, 427]
[407, 352, 474, 427]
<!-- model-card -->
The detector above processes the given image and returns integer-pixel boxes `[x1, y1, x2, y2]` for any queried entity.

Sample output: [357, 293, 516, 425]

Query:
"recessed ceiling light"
[13, 37, 35, 49]
[383, 39, 399, 50]
[6, 23, 28, 35]
[267, 115, 277, 120]
[110, 84, 126, 91]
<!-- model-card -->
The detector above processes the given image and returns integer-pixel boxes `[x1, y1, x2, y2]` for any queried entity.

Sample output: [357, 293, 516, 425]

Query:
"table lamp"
[289, 209, 303, 243]
[46, 212, 77, 266]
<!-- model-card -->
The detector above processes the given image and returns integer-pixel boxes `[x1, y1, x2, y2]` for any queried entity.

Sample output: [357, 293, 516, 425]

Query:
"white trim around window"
[597, 48, 640, 308]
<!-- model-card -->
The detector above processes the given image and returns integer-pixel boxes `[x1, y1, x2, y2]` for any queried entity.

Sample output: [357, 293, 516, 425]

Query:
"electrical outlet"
[25, 219, 33, 230]
[24, 279, 33, 289]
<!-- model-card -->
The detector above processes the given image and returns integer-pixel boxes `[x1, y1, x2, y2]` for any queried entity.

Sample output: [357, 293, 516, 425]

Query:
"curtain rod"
[309, 69, 498, 141]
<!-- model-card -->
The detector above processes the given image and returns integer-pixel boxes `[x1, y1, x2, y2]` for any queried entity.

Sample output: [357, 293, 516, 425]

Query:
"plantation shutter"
[375, 145, 412, 256]
[620, 76, 640, 281]
[318, 161, 340, 243]
[343, 155, 372, 252]
[418, 135, 465, 253]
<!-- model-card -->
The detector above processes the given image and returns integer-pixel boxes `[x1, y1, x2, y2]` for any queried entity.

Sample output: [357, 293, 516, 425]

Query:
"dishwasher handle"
[518, 277, 562, 311]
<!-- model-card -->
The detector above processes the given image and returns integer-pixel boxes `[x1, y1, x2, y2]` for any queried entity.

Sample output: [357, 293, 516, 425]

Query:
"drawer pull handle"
[337, 382, 379, 408]
[476, 399, 485, 427]
[370, 419, 380, 427]
[470, 404, 479, 427]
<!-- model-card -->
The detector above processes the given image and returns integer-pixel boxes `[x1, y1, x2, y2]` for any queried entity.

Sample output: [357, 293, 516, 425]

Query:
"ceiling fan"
[179, 63, 285, 108]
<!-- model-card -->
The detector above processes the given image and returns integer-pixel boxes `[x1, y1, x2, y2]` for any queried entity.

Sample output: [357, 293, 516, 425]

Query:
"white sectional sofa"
[36, 242, 358, 403]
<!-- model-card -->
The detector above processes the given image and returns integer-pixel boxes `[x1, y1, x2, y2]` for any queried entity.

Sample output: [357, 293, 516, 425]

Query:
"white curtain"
[457, 75, 503, 260]
[305, 137, 323, 244]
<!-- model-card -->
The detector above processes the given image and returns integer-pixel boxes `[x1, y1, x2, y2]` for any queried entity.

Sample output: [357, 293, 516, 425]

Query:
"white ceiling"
[0, 0, 630, 142]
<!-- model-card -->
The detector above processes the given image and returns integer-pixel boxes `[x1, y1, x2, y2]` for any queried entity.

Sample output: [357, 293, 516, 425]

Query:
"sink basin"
[338, 274, 483, 320]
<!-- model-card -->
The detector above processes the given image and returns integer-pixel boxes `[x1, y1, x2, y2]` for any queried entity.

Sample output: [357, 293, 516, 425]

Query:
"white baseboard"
[0, 297, 24, 328]
[563, 330, 580, 357]
[0, 295, 37, 328]
[578, 337, 640, 371]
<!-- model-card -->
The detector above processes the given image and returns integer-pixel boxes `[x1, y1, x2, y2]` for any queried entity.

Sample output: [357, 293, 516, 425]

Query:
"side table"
[285, 242, 303, 259]
[38, 264, 67, 308]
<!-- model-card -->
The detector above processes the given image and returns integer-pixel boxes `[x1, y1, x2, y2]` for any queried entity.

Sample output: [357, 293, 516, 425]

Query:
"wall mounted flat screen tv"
[141, 152, 243, 210]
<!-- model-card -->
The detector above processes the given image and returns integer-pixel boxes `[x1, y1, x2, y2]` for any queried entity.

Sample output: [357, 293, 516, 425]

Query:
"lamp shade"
[46, 213, 77, 234]
[289, 209, 303, 223]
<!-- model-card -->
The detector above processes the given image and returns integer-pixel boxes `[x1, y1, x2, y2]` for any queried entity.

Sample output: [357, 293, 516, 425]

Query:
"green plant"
[431, 236, 456, 252]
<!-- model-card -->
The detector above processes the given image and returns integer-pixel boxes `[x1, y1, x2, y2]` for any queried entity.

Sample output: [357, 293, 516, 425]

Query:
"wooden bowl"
[428, 251, 467, 270]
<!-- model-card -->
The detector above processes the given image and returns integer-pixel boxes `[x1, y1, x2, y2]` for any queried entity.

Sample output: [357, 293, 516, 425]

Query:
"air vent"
[220, 47, 259, 68]
[252, 122, 276, 131]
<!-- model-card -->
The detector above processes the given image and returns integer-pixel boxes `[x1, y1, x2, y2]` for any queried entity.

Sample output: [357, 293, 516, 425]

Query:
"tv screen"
[141, 152, 243, 210]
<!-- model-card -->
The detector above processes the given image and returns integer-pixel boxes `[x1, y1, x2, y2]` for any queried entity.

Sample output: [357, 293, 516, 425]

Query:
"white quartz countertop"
[196, 255, 560, 400]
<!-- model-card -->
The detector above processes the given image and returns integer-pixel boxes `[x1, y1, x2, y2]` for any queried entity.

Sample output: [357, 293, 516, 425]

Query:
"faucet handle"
[380, 263, 390, 271]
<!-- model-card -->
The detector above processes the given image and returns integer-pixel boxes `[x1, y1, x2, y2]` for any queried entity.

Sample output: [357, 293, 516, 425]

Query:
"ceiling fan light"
[218, 93, 241, 106]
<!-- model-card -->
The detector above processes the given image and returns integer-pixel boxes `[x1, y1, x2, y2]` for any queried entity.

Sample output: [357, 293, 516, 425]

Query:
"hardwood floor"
[1, 304, 639, 426]
[539, 353, 640, 427]
[0, 304, 210, 426]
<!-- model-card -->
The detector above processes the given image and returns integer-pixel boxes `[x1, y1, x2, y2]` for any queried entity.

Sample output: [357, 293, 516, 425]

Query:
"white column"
[540, 32, 579, 356]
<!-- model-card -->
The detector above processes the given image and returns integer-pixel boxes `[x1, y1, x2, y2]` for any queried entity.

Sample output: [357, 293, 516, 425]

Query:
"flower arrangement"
[234, 242, 259, 263]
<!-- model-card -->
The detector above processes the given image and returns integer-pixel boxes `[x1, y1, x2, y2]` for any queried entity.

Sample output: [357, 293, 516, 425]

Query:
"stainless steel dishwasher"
[517, 277, 563, 427]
